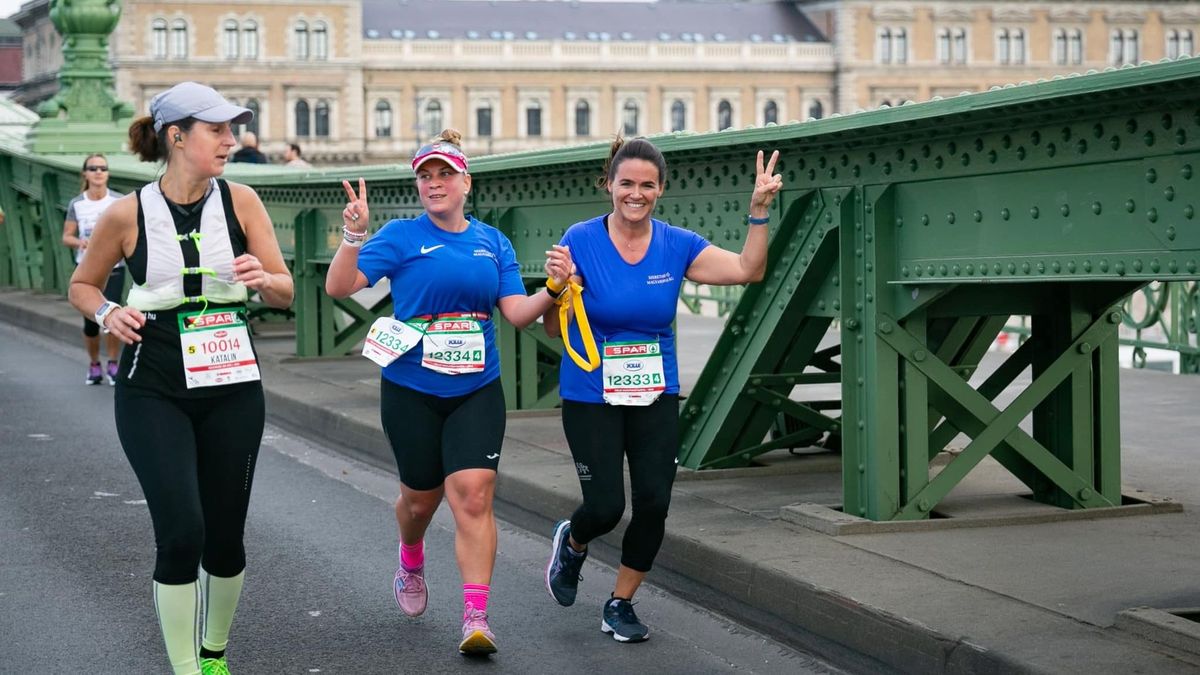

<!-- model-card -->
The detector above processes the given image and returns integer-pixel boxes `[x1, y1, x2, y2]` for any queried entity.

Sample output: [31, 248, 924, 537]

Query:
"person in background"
[230, 131, 268, 164]
[61, 153, 124, 385]
[543, 137, 781, 643]
[68, 81, 293, 675]
[326, 128, 572, 656]
[283, 143, 311, 168]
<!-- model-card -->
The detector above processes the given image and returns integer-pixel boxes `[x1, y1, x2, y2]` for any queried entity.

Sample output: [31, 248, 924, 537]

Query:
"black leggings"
[561, 395, 679, 572]
[114, 384, 265, 584]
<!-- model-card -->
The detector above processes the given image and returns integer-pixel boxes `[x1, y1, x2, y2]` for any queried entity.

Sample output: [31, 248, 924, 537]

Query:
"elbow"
[747, 267, 766, 283]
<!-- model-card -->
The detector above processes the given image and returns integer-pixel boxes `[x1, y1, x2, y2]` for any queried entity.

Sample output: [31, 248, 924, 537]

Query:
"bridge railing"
[6, 57, 1200, 520]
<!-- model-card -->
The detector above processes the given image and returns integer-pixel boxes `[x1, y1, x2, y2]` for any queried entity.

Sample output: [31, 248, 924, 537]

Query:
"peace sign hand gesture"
[342, 178, 369, 235]
[749, 150, 783, 213]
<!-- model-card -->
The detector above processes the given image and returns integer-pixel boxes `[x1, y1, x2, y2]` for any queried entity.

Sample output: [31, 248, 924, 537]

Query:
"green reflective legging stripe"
[200, 569, 244, 653]
[153, 580, 201, 675]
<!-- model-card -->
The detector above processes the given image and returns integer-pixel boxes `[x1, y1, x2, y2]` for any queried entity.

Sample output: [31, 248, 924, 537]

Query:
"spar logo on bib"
[429, 320, 476, 331]
[186, 312, 239, 330]
[604, 343, 660, 357]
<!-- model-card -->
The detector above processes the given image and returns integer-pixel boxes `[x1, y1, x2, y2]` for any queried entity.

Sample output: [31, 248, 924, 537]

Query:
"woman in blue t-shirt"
[326, 129, 572, 656]
[543, 137, 782, 643]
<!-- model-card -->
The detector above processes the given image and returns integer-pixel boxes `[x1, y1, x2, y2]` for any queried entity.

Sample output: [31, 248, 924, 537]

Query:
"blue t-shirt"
[357, 213, 525, 396]
[557, 215, 710, 403]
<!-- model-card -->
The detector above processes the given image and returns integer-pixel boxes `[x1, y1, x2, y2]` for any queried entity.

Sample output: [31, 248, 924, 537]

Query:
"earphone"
[174, 134, 182, 143]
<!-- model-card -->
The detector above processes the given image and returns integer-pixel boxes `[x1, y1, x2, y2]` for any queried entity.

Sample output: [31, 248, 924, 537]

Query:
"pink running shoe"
[458, 603, 498, 655]
[393, 566, 427, 617]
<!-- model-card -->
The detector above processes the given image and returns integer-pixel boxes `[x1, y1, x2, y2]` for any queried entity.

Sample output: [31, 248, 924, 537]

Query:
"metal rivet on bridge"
[917, 499, 931, 512]
[1077, 139, 1088, 153]
[994, 263, 1003, 275]
[1147, 208, 1158, 222]
[895, 217, 904, 227]
[1083, 260, 1093, 272]
[866, 263, 874, 272]
[1067, 261, 1076, 273]
[973, 210, 982, 222]
[980, 265, 989, 276]
[1146, 168, 1158, 183]
[1053, 261, 1062, 273]
[1037, 262, 1046, 273]
[921, 214, 930, 226]
[1144, 131, 1156, 146]
[1007, 262, 1017, 274]
[865, 232, 874, 242]
[1185, 206, 1195, 220]
[947, 212, 956, 224]
[1030, 206, 1040, 219]
[901, 266, 910, 277]
[1125, 199, 1136, 213]
[912, 349, 927, 362]
[952, 265, 961, 275]
[915, 266, 924, 277]
[1078, 487, 1093, 500]
[1132, 259, 1143, 273]
[1061, 204, 1070, 217]
[965, 264, 975, 275]
[1115, 261, 1126, 275]
[939, 265, 948, 276]
[1165, 186, 1176, 201]
[879, 321, 893, 334]
[927, 265, 936, 276]
[1022, 262, 1031, 274]
[1170, 260, 1179, 273]
[1190, 260, 1198, 273]
[1183, 165, 1194, 180]
[1000, 208, 1010, 220]
[818, 300, 827, 309]
[832, 300, 841, 310]
[1108, 311, 1122, 324]
[1150, 259, 1160, 273]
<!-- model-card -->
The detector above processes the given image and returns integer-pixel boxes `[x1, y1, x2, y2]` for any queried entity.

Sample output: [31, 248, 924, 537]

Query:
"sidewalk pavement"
[6, 287, 1200, 674]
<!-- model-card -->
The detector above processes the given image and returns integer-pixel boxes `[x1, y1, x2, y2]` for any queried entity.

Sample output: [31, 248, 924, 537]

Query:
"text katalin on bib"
[179, 310, 261, 389]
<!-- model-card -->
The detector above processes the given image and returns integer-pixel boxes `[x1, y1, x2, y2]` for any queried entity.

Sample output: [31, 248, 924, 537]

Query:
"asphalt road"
[0, 321, 844, 675]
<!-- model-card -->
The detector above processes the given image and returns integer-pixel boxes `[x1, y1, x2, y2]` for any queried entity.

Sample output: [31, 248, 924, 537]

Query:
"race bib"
[363, 316, 426, 368]
[179, 310, 261, 389]
[421, 315, 486, 375]
[601, 340, 665, 406]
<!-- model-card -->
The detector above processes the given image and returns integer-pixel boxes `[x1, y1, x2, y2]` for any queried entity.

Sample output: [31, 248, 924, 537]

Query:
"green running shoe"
[200, 656, 231, 675]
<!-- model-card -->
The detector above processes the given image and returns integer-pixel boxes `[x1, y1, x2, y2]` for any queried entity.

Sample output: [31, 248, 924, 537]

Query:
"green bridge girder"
[5, 58, 1200, 521]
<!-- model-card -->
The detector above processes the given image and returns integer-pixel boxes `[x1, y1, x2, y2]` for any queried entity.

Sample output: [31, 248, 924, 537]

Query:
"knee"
[154, 531, 205, 584]
[452, 487, 492, 521]
[632, 488, 672, 524]
[586, 495, 626, 534]
[400, 494, 440, 522]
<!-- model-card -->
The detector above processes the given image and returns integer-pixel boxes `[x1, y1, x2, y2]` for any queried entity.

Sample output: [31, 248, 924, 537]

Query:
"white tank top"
[126, 179, 248, 311]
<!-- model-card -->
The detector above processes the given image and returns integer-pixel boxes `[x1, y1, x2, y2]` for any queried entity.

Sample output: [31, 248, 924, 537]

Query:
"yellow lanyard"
[556, 279, 601, 372]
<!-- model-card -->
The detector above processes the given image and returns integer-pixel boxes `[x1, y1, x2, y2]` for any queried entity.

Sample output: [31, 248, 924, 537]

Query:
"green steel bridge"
[6, 54, 1200, 522]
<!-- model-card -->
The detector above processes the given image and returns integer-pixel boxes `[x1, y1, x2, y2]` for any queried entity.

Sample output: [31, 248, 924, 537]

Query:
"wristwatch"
[94, 301, 120, 333]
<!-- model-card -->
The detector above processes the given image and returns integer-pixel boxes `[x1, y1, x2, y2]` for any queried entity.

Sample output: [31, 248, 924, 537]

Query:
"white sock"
[200, 568, 245, 653]
[153, 580, 201, 675]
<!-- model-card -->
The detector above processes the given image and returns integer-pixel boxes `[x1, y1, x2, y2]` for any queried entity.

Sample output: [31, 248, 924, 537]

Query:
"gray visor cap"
[150, 82, 254, 132]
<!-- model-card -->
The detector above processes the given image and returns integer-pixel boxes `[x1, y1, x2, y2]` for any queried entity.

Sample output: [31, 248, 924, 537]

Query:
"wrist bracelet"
[546, 276, 566, 294]
[342, 225, 368, 240]
[342, 235, 364, 248]
[746, 214, 770, 226]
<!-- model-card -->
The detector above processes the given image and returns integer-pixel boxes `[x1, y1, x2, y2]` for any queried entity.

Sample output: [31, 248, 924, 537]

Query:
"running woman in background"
[544, 137, 782, 643]
[68, 81, 293, 675]
[62, 153, 124, 385]
[326, 128, 572, 656]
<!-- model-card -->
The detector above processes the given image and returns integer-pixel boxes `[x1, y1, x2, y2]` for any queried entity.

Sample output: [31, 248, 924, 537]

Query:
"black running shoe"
[601, 597, 649, 643]
[545, 519, 586, 606]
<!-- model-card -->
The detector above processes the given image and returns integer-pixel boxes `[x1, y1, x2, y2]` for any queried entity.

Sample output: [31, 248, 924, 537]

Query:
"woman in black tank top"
[67, 81, 293, 675]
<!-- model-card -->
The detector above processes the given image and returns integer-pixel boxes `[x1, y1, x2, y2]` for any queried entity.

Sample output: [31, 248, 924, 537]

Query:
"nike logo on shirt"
[420, 244, 446, 254]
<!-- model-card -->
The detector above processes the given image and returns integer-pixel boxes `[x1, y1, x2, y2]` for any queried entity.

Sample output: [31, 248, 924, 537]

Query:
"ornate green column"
[26, 0, 133, 154]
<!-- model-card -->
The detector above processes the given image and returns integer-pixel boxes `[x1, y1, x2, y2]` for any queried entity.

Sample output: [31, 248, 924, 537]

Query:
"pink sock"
[400, 541, 424, 572]
[463, 584, 489, 615]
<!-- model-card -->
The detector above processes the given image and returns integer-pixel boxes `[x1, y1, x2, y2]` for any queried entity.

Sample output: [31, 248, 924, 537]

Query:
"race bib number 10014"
[178, 310, 261, 389]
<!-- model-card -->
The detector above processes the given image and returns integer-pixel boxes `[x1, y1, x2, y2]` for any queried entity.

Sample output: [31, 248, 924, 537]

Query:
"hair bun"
[438, 128, 463, 146]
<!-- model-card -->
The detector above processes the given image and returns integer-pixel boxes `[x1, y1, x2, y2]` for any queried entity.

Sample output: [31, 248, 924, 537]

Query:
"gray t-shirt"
[67, 189, 123, 266]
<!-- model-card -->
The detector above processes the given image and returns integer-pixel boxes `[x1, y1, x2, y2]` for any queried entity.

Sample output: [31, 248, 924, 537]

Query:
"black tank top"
[116, 179, 259, 398]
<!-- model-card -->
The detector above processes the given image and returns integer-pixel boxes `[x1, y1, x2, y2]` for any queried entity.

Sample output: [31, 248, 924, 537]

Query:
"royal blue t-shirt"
[357, 213, 525, 396]
[558, 215, 710, 403]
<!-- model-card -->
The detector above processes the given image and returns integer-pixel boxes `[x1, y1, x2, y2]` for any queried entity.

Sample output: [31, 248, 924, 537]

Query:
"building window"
[295, 99, 310, 137]
[223, 19, 239, 59]
[171, 19, 188, 59]
[1168, 29, 1194, 59]
[424, 99, 443, 137]
[476, 103, 492, 138]
[574, 100, 590, 137]
[717, 99, 732, 131]
[938, 28, 967, 64]
[763, 100, 778, 125]
[808, 100, 824, 120]
[243, 21, 258, 60]
[314, 99, 330, 138]
[526, 101, 542, 137]
[245, 99, 260, 136]
[622, 99, 639, 136]
[313, 21, 328, 60]
[152, 18, 167, 59]
[877, 27, 907, 64]
[670, 99, 686, 132]
[1111, 29, 1139, 65]
[996, 28, 1025, 65]
[374, 100, 393, 138]
[1054, 28, 1083, 65]
[295, 21, 309, 60]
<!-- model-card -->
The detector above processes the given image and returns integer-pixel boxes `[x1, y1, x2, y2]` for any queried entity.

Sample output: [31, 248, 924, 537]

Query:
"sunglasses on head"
[85, 165, 108, 172]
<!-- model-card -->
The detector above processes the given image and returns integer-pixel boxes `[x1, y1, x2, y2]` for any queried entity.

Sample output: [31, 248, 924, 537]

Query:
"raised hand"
[749, 150, 783, 213]
[342, 178, 369, 234]
[545, 244, 573, 286]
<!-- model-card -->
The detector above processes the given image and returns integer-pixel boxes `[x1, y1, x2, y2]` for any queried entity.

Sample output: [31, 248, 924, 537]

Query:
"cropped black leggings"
[561, 395, 679, 572]
[114, 384, 265, 584]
